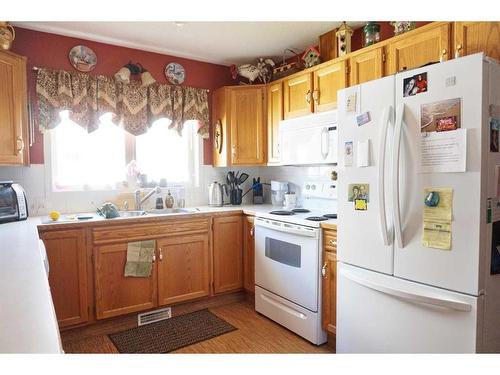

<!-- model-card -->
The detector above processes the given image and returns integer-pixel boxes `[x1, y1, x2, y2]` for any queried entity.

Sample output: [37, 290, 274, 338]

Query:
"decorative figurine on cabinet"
[336, 21, 353, 57]
[301, 46, 321, 68]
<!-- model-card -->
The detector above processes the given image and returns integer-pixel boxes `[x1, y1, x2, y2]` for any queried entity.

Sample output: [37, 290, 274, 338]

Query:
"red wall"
[11, 27, 235, 165]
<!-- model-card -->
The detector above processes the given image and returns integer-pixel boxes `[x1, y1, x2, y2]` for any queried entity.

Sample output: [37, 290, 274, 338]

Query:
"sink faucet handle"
[123, 201, 129, 211]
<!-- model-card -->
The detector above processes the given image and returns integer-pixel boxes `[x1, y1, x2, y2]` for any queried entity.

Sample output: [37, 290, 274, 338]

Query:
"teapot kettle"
[208, 181, 228, 207]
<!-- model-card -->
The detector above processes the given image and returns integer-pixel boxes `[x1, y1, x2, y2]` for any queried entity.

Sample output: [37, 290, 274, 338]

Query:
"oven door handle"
[255, 218, 319, 238]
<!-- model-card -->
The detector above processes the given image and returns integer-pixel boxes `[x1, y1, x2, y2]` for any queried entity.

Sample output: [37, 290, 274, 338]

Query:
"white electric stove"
[254, 181, 337, 345]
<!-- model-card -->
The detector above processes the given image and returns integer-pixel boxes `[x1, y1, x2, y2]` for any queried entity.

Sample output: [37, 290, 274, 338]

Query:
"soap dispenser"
[165, 190, 174, 208]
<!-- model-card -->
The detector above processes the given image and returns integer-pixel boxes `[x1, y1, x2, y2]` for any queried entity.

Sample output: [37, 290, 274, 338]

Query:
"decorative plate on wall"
[165, 62, 186, 85]
[69, 45, 97, 72]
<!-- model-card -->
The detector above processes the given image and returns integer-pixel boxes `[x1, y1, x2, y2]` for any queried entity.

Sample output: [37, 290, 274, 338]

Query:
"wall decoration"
[490, 118, 500, 152]
[348, 183, 369, 202]
[336, 22, 353, 57]
[0, 21, 15, 50]
[68, 45, 97, 72]
[301, 46, 321, 68]
[403, 72, 427, 97]
[421, 98, 461, 133]
[391, 22, 416, 36]
[165, 62, 186, 85]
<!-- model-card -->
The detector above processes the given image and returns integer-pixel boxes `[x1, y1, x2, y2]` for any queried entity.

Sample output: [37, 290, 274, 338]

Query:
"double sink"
[118, 208, 197, 217]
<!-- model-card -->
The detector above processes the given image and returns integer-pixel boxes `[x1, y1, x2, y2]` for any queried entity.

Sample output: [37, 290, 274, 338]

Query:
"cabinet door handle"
[152, 253, 156, 263]
[455, 44, 463, 58]
[440, 48, 447, 62]
[305, 90, 312, 104]
[321, 262, 328, 278]
[159, 248, 163, 261]
[329, 239, 337, 246]
[312, 89, 319, 104]
[250, 225, 254, 237]
[16, 136, 24, 154]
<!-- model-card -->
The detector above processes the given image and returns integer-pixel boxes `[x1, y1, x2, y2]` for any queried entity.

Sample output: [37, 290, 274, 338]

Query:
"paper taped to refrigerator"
[423, 188, 453, 222]
[422, 188, 453, 251]
[420, 129, 467, 173]
[422, 221, 452, 250]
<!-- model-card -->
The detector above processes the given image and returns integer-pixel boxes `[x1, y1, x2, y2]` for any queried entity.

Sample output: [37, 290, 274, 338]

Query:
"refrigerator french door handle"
[341, 267, 473, 312]
[378, 105, 392, 246]
[392, 104, 404, 249]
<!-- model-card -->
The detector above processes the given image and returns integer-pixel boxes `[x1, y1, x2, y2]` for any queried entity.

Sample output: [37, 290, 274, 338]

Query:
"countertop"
[0, 203, 336, 353]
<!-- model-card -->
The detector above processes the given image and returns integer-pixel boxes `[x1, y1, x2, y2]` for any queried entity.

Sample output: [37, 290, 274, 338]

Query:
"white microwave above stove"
[279, 110, 338, 166]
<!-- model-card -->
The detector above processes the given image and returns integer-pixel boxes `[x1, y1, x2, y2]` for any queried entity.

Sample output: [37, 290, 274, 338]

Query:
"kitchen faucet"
[135, 186, 161, 210]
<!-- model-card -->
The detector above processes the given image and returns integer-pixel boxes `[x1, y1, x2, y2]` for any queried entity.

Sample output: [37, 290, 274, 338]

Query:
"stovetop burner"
[305, 216, 328, 222]
[322, 214, 337, 219]
[269, 210, 295, 216]
[292, 208, 311, 213]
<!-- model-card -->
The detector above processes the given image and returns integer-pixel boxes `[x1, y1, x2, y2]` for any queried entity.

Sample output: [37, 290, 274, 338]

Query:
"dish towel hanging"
[124, 240, 155, 277]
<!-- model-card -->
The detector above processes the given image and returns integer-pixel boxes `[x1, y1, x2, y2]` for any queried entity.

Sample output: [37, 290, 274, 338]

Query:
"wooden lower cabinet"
[157, 234, 210, 306]
[243, 215, 255, 293]
[94, 242, 157, 320]
[322, 250, 337, 334]
[39, 229, 88, 328]
[213, 215, 243, 294]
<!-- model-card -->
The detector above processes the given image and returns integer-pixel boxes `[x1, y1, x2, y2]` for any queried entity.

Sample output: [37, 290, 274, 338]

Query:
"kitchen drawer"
[92, 218, 210, 245]
[323, 229, 337, 253]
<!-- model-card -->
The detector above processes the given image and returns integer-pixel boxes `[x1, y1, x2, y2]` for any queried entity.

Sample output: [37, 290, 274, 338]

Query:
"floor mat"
[108, 309, 237, 353]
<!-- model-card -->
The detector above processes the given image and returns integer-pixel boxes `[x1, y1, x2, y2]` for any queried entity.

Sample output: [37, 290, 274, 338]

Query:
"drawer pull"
[321, 262, 328, 278]
[305, 90, 312, 104]
[159, 247, 163, 261]
[329, 239, 337, 246]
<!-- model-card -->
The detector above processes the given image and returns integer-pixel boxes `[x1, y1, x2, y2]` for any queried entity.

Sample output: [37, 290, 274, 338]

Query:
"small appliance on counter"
[270, 180, 289, 207]
[208, 181, 228, 207]
[252, 177, 264, 204]
[284, 191, 297, 210]
[0, 181, 28, 224]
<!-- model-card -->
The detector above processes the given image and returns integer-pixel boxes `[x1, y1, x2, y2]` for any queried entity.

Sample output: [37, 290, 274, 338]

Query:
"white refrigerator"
[336, 53, 500, 353]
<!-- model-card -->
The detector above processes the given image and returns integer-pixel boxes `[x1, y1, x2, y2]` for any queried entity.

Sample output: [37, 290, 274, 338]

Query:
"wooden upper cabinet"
[157, 234, 210, 306]
[387, 22, 451, 75]
[349, 47, 384, 86]
[230, 86, 266, 165]
[454, 22, 500, 61]
[39, 229, 88, 328]
[313, 60, 347, 112]
[283, 72, 313, 119]
[94, 242, 157, 319]
[213, 215, 243, 294]
[0, 50, 28, 165]
[267, 82, 282, 164]
[243, 215, 255, 293]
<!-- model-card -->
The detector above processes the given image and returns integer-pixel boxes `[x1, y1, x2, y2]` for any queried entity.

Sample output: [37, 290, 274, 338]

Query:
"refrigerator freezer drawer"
[337, 263, 478, 353]
[255, 286, 327, 345]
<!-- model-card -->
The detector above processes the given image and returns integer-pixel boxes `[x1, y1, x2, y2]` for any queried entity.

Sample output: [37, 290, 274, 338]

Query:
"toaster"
[0, 181, 28, 223]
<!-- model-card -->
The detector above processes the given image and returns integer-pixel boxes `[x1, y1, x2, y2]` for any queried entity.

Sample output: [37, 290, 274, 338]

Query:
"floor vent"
[137, 307, 172, 326]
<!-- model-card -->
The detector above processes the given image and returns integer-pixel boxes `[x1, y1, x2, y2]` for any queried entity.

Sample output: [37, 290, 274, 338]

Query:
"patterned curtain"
[36, 68, 210, 138]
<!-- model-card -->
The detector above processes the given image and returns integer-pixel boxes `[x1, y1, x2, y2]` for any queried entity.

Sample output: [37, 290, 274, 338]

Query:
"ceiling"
[13, 21, 365, 66]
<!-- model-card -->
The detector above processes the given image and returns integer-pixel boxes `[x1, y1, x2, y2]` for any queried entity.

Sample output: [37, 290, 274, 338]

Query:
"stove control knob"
[311, 184, 316, 190]
[305, 184, 310, 190]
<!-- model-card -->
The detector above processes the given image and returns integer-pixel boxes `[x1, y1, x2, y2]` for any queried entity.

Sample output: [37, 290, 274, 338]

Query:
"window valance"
[36, 68, 210, 138]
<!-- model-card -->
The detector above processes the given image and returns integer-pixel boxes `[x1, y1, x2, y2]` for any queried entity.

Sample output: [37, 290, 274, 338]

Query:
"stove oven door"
[254, 217, 321, 312]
